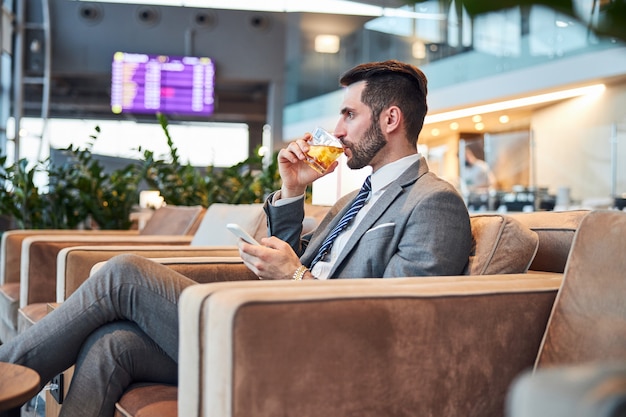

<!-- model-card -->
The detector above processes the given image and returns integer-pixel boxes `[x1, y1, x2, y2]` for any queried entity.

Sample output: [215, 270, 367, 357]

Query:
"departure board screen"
[111, 52, 215, 117]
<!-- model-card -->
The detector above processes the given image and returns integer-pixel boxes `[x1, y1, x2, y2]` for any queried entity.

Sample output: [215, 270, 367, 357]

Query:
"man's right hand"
[277, 133, 338, 199]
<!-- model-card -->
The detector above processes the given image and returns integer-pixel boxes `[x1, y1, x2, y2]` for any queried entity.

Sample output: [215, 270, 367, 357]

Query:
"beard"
[346, 121, 387, 170]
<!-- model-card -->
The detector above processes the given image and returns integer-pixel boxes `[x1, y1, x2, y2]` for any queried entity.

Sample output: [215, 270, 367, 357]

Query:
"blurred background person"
[461, 146, 497, 211]
[463, 146, 496, 194]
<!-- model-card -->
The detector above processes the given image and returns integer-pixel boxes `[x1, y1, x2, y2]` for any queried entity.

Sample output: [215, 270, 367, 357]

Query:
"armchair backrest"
[535, 210, 626, 368]
[509, 210, 589, 273]
[139, 205, 205, 236]
[190, 204, 266, 246]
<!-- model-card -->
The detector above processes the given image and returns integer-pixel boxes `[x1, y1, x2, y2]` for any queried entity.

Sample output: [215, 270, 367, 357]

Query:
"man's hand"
[237, 236, 304, 280]
[277, 133, 338, 199]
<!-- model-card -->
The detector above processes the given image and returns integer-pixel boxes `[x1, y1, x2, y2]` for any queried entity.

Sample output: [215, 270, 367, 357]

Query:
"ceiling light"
[449, 122, 459, 130]
[382, 7, 445, 20]
[431, 128, 440, 136]
[315, 35, 340, 53]
[475, 122, 484, 131]
[424, 84, 605, 124]
[499, 115, 510, 123]
[76, 0, 379, 15]
[75, 0, 446, 18]
[472, 115, 482, 123]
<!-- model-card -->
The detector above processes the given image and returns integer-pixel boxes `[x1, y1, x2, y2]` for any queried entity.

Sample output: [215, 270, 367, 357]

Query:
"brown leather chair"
[173, 210, 610, 417]
[46, 211, 585, 417]
[507, 209, 626, 417]
[114, 212, 552, 417]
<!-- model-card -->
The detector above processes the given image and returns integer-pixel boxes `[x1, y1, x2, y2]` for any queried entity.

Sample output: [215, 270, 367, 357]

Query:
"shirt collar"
[371, 153, 420, 193]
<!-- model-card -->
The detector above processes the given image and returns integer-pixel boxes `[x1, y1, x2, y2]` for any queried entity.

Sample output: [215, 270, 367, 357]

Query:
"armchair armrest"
[20, 235, 193, 307]
[57, 247, 244, 301]
[178, 273, 562, 417]
[147, 256, 258, 283]
[90, 256, 257, 286]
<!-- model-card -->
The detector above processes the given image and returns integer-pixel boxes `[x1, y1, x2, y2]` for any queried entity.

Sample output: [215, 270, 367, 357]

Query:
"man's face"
[334, 81, 387, 170]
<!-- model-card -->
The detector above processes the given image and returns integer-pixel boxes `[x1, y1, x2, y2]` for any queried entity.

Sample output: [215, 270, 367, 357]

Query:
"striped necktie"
[310, 175, 372, 269]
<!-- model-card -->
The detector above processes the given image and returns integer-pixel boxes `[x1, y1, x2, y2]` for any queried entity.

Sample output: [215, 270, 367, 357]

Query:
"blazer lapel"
[326, 156, 429, 277]
[300, 194, 355, 266]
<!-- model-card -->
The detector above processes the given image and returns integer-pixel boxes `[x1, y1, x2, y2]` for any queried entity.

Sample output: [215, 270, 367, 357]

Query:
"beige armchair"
[165, 209, 623, 417]
[0, 204, 205, 342]
[42, 210, 588, 417]
[111, 210, 590, 417]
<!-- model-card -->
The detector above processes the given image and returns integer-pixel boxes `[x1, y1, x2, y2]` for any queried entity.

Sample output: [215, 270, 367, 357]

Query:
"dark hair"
[339, 60, 428, 146]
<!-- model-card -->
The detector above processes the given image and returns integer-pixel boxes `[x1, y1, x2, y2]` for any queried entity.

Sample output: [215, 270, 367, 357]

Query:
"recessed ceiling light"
[475, 122, 484, 131]
[472, 115, 482, 123]
[449, 122, 459, 130]
[315, 35, 340, 53]
[431, 128, 440, 136]
[499, 115, 510, 124]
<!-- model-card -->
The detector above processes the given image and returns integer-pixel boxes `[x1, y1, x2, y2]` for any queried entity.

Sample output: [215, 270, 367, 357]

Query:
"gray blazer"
[264, 156, 472, 278]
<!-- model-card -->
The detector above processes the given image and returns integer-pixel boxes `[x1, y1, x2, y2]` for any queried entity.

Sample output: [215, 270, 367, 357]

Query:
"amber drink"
[306, 127, 344, 174]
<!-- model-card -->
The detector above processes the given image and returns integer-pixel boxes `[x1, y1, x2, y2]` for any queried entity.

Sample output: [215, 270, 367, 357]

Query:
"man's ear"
[382, 106, 402, 133]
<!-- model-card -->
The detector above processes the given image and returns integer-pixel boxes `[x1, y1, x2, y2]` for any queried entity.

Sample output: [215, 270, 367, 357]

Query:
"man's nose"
[333, 121, 346, 139]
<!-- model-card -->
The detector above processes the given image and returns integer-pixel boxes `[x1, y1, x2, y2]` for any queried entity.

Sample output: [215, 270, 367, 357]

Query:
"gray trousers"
[0, 254, 197, 417]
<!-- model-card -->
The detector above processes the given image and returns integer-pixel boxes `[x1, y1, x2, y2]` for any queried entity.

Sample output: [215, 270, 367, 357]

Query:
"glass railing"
[285, 4, 624, 106]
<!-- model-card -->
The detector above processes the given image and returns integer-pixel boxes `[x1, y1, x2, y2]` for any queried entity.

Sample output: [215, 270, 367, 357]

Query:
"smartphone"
[226, 223, 260, 245]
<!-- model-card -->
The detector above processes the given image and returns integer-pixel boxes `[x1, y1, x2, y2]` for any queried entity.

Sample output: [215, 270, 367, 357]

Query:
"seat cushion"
[115, 384, 177, 417]
[468, 214, 539, 275]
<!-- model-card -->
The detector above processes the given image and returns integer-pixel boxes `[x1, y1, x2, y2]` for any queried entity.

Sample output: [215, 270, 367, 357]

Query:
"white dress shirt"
[311, 154, 420, 279]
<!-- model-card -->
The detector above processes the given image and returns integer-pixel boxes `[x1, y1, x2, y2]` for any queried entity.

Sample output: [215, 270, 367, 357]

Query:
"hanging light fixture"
[315, 34, 341, 53]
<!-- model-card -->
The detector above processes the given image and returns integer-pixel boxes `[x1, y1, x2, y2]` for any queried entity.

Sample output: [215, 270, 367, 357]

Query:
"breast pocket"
[362, 222, 395, 243]
[357, 223, 397, 276]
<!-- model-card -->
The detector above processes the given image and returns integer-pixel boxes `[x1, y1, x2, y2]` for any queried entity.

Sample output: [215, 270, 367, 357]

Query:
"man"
[463, 146, 496, 194]
[0, 60, 471, 417]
